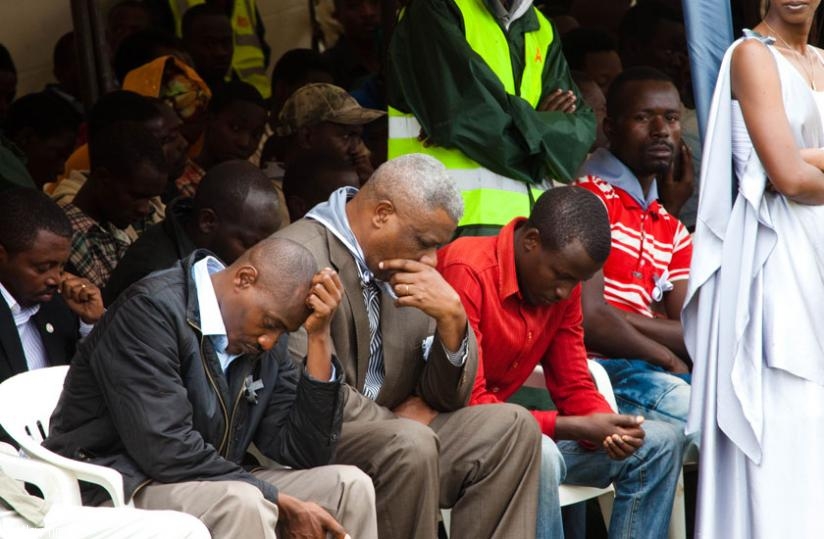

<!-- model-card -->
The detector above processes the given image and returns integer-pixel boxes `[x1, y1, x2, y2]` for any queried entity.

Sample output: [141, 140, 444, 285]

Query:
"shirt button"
[513, 362, 519, 368]
[527, 332, 533, 341]
[492, 387, 499, 393]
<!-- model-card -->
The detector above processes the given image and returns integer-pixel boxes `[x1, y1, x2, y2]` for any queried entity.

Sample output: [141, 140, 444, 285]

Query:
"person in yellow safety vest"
[144, 0, 270, 98]
[387, 0, 596, 237]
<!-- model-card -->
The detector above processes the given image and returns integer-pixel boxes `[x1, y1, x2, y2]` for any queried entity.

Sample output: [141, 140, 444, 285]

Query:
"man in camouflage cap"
[266, 83, 384, 185]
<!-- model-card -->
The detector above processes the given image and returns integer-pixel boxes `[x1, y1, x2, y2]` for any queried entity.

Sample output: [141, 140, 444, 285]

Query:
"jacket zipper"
[188, 319, 230, 455]
[224, 371, 249, 457]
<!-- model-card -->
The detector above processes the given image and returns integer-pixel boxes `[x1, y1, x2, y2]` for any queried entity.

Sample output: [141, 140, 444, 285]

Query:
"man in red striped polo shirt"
[575, 67, 695, 447]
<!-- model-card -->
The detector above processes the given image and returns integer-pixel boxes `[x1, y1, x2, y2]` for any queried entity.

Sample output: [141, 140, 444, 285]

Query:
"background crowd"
[0, 0, 814, 538]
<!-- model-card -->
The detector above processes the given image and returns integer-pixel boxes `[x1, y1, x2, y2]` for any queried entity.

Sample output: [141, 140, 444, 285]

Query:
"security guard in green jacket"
[387, 0, 595, 236]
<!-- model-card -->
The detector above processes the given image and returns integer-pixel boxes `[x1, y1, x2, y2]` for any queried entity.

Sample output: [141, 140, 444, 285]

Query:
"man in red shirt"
[575, 67, 695, 447]
[439, 187, 684, 539]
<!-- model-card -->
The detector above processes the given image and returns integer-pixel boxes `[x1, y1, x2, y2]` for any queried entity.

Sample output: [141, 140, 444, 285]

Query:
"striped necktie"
[360, 276, 384, 400]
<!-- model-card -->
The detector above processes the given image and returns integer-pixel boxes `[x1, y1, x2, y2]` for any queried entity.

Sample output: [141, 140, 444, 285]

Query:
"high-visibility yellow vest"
[169, 0, 270, 98]
[388, 0, 554, 230]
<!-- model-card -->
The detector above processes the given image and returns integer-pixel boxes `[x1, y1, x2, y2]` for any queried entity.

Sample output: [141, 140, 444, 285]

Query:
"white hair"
[368, 154, 463, 222]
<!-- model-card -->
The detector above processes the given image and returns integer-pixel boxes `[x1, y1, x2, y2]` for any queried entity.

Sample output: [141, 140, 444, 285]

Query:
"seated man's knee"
[217, 480, 269, 511]
[336, 464, 376, 501]
[637, 420, 685, 466]
[384, 419, 440, 469]
[507, 403, 543, 447]
[482, 403, 541, 437]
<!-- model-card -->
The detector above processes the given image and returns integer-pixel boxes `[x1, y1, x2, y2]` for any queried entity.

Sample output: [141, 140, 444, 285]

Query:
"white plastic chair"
[529, 361, 617, 520]
[0, 366, 130, 506]
[526, 361, 689, 539]
[0, 441, 82, 505]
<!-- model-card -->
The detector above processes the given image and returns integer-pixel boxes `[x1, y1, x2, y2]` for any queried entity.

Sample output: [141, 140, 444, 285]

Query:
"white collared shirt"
[192, 256, 240, 373]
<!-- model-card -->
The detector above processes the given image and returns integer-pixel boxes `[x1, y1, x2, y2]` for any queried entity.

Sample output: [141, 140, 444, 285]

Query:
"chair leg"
[597, 490, 614, 527]
[668, 469, 687, 539]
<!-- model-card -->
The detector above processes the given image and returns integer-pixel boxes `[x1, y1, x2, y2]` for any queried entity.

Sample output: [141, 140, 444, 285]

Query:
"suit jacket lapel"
[33, 307, 72, 367]
[0, 298, 28, 378]
[326, 232, 372, 391]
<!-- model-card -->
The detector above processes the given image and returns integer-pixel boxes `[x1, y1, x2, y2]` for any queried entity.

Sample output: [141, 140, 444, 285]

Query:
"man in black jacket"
[103, 160, 280, 305]
[0, 188, 104, 384]
[45, 238, 377, 539]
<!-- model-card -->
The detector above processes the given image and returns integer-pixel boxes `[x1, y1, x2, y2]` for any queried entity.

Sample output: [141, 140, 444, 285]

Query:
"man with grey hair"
[276, 154, 542, 539]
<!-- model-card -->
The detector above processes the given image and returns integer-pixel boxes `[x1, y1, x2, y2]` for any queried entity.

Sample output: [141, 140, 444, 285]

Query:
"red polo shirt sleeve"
[541, 287, 613, 431]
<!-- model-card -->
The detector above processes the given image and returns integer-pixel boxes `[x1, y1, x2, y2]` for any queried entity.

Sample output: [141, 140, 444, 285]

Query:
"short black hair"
[181, 3, 229, 40]
[0, 188, 72, 254]
[619, 1, 682, 49]
[606, 66, 673, 118]
[53, 32, 76, 71]
[562, 28, 617, 70]
[4, 91, 82, 140]
[0, 43, 15, 74]
[87, 90, 162, 137]
[113, 28, 186, 82]
[208, 80, 265, 113]
[193, 160, 275, 219]
[527, 186, 611, 264]
[89, 121, 168, 179]
[107, 0, 150, 23]
[271, 48, 331, 87]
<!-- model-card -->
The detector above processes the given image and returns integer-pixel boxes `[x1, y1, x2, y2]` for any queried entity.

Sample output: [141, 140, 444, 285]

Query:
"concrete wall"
[2, 0, 330, 99]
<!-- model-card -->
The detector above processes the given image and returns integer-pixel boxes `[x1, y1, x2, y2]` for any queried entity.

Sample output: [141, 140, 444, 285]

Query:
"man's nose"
[650, 115, 669, 136]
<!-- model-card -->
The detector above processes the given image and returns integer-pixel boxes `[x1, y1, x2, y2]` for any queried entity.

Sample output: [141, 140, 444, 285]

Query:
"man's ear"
[522, 227, 541, 253]
[197, 208, 219, 234]
[13, 126, 37, 151]
[0, 243, 8, 265]
[371, 199, 395, 228]
[296, 126, 313, 149]
[234, 265, 259, 290]
[603, 116, 615, 142]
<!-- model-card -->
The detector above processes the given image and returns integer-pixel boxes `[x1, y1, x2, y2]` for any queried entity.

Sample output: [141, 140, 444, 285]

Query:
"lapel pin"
[45, 323, 55, 334]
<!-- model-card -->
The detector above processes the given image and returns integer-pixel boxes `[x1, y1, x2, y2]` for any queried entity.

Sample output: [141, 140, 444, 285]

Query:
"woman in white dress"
[684, 1, 824, 537]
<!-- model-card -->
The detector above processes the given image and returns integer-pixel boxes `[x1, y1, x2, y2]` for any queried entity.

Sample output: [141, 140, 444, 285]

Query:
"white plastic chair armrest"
[0, 448, 82, 505]
[19, 443, 128, 507]
[587, 360, 619, 412]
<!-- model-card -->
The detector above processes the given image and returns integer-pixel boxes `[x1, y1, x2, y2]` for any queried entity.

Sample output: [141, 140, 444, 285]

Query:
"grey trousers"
[132, 465, 378, 539]
[336, 403, 542, 539]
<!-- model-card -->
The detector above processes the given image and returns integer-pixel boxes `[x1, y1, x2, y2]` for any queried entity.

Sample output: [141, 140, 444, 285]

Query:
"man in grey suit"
[276, 154, 542, 539]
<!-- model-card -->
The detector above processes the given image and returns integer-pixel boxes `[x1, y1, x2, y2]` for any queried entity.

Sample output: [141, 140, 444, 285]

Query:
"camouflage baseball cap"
[277, 83, 385, 136]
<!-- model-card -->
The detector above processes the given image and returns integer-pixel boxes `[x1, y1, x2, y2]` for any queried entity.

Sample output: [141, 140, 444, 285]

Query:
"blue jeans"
[537, 420, 684, 539]
[596, 359, 698, 448]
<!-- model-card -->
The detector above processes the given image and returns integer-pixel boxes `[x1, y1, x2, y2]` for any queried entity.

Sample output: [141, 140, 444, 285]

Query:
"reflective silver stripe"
[236, 65, 267, 78]
[235, 33, 262, 48]
[391, 115, 549, 192]
[389, 115, 422, 139]
[448, 168, 549, 194]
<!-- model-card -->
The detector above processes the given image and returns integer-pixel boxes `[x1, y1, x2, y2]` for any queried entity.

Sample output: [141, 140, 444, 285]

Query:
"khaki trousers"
[132, 465, 378, 539]
[336, 403, 542, 539]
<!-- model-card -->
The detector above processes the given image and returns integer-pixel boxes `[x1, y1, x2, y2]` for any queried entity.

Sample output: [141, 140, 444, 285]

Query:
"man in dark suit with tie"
[0, 188, 104, 383]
